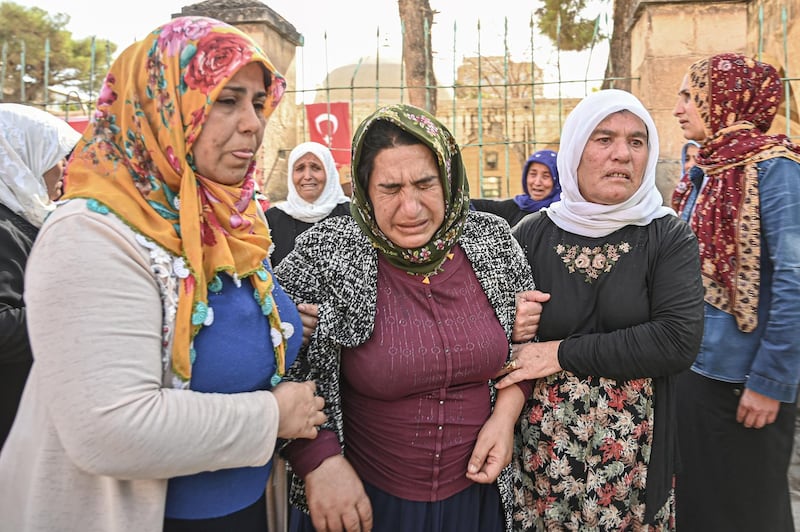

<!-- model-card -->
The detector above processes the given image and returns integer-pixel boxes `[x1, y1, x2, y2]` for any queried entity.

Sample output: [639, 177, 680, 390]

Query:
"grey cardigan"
[275, 210, 535, 530]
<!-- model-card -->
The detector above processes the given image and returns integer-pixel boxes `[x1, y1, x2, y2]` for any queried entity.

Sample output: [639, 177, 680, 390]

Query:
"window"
[481, 175, 502, 198]
[485, 151, 498, 170]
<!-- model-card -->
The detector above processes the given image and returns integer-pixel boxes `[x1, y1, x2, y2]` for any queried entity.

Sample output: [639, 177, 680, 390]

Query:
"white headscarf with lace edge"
[545, 89, 674, 237]
[0, 103, 81, 227]
[276, 141, 350, 223]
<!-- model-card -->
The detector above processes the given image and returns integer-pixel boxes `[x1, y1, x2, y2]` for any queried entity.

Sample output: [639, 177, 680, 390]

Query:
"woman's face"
[577, 110, 648, 205]
[683, 144, 700, 173]
[192, 62, 268, 185]
[368, 143, 444, 249]
[43, 158, 67, 200]
[673, 74, 708, 142]
[292, 152, 327, 203]
[526, 162, 554, 201]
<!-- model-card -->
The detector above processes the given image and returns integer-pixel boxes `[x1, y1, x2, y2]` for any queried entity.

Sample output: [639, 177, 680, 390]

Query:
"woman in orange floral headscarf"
[0, 17, 326, 532]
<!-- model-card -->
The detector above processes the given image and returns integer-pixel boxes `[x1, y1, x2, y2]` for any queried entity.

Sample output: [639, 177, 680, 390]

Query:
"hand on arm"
[737, 388, 780, 429]
[466, 384, 525, 484]
[297, 303, 319, 346]
[305, 454, 373, 532]
[271, 380, 326, 440]
[511, 290, 551, 343]
[495, 340, 562, 389]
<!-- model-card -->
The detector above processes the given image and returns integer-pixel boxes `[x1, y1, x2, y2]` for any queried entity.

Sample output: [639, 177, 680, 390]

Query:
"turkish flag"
[305, 102, 351, 168]
[67, 117, 90, 134]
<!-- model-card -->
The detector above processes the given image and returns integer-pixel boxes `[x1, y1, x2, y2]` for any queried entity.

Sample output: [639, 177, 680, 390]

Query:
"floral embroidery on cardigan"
[555, 242, 631, 283]
[134, 233, 186, 390]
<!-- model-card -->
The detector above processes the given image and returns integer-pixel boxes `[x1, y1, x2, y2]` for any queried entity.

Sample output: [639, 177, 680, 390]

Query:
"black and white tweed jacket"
[274, 210, 535, 529]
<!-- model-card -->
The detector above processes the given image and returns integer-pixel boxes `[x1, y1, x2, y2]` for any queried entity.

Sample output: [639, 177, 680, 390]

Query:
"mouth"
[231, 149, 255, 159]
[397, 220, 429, 232]
[605, 172, 631, 180]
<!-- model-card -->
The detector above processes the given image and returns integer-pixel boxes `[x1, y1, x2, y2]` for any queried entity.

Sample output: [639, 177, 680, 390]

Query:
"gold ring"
[504, 359, 517, 371]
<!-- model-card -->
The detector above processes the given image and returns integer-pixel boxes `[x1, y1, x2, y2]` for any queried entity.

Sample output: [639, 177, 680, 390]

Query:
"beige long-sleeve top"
[0, 200, 281, 532]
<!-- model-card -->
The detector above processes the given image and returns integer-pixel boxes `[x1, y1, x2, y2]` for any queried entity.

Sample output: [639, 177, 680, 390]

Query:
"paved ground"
[792, 404, 800, 529]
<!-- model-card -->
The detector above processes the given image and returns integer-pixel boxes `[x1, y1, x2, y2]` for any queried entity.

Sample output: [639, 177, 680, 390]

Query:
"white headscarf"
[0, 103, 81, 227]
[276, 141, 350, 223]
[546, 89, 674, 237]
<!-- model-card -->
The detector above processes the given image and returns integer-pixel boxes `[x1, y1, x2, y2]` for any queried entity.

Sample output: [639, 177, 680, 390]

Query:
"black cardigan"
[512, 211, 705, 522]
[0, 202, 38, 366]
[265, 202, 351, 267]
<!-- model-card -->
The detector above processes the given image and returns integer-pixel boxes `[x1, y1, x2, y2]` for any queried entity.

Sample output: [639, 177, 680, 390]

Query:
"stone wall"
[172, 0, 800, 205]
[629, 0, 800, 202]
[629, 0, 748, 201]
[175, 0, 303, 200]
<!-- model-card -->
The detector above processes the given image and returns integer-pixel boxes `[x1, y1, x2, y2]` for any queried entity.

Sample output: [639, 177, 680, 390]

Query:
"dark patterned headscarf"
[671, 53, 800, 332]
[350, 104, 469, 275]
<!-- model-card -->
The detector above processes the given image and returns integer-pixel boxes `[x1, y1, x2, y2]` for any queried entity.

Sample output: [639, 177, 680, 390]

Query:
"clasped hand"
[495, 340, 563, 389]
[306, 455, 373, 532]
[272, 380, 327, 440]
[511, 290, 550, 343]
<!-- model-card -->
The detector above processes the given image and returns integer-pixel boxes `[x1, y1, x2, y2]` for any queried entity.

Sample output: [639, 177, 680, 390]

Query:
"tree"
[0, 2, 116, 107]
[536, 0, 633, 92]
[397, 0, 438, 113]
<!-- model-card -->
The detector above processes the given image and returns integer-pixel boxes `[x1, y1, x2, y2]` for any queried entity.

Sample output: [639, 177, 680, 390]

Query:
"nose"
[239, 105, 262, 134]
[672, 98, 683, 118]
[397, 189, 422, 217]
[610, 139, 632, 162]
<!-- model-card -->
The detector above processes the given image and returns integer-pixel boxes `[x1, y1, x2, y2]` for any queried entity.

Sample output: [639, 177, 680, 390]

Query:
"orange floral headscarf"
[62, 17, 288, 382]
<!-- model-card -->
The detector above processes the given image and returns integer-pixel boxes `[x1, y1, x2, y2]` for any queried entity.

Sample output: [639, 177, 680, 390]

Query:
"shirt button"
[439, 400, 444, 405]
[438, 425, 443, 431]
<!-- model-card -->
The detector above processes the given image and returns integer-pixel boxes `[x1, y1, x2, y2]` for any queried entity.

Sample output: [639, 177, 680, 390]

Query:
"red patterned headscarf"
[671, 53, 800, 332]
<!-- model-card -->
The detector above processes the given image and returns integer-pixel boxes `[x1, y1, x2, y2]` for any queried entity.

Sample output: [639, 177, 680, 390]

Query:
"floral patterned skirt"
[511, 372, 674, 531]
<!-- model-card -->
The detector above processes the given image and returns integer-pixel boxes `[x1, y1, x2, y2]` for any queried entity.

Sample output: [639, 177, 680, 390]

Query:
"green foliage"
[0, 1, 116, 107]
[535, 0, 607, 52]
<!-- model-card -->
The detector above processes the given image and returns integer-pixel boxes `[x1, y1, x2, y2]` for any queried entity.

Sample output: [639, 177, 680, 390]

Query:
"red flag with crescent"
[305, 102, 351, 168]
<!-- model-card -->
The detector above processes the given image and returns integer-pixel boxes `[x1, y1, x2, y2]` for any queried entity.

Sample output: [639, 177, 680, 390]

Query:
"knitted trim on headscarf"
[349, 104, 470, 276]
[61, 17, 289, 381]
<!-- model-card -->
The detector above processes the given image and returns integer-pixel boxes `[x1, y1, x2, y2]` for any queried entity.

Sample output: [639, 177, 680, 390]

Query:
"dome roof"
[314, 56, 451, 103]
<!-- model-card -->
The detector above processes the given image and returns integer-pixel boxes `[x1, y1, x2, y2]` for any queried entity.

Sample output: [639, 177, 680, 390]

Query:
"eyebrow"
[221, 86, 268, 98]
[413, 174, 439, 185]
[592, 128, 648, 140]
[376, 174, 439, 189]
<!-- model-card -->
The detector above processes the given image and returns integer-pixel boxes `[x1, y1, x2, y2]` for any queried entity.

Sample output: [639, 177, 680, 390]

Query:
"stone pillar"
[175, 0, 303, 201]
[745, 1, 800, 140]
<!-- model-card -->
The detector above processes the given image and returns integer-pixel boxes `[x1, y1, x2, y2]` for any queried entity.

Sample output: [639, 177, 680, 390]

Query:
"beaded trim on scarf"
[406, 252, 455, 284]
